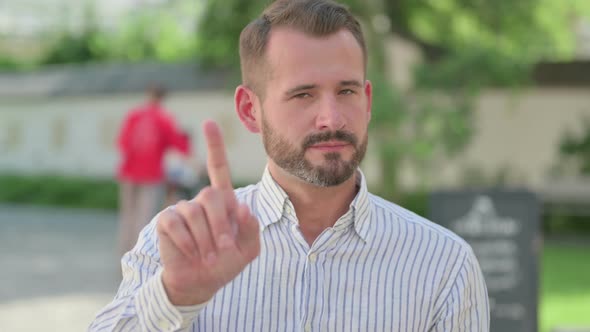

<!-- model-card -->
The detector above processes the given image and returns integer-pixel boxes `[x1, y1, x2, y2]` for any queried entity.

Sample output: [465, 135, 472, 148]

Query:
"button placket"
[308, 253, 317, 263]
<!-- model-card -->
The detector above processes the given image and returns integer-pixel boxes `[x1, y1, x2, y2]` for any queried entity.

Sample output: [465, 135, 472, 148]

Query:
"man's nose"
[315, 96, 345, 131]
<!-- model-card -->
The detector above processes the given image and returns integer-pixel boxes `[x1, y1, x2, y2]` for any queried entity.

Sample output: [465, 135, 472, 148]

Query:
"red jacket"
[117, 102, 190, 183]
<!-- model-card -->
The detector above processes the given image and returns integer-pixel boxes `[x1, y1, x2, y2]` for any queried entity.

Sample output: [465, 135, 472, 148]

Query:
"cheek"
[279, 111, 311, 136]
[338, 96, 367, 117]
[348, 110, 370, 141]
[263, 114, 302, 145]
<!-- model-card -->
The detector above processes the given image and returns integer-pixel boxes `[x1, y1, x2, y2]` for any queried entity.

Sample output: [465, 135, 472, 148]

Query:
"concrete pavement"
[0, 205, 122, 331]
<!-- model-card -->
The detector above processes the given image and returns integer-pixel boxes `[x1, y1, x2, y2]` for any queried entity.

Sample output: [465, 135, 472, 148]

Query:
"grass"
[541, 243, 590, 332]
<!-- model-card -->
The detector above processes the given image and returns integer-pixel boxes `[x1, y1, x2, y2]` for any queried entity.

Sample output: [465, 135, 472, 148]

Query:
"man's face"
[261, 108, 368, 186]
[255, 27, 372, 187]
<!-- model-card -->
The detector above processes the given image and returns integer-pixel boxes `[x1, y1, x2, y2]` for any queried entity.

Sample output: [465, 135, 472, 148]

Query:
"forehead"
[264, 27, 365, 89]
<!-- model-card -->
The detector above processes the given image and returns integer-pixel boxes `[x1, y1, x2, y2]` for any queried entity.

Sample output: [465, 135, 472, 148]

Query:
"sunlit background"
[1, 0, 589, 331]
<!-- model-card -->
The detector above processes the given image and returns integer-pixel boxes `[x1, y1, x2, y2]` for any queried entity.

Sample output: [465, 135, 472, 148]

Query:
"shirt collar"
[255, 166, 372, 242]
[255, 167, 290, 230]
[349, 170, 372, 242]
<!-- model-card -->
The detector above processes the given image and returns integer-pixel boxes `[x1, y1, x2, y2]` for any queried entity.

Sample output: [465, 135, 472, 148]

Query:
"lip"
[309, 141, 351, 151]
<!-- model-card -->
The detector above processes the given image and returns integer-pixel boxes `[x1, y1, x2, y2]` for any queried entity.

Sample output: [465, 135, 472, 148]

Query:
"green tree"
[40, 30, 108, 65]
[40, 3, 108, 65]
[195, 0, 590, 197]
[39, 0, 202, 65]
[101, 0, 202, 62]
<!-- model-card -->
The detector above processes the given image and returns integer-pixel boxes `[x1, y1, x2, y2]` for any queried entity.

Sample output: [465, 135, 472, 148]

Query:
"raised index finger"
[203, 120, 234, 190]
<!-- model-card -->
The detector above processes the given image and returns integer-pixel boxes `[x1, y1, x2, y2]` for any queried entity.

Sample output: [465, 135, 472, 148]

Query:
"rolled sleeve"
[90, 213, 207, 332]
[135, 268, 208, 331]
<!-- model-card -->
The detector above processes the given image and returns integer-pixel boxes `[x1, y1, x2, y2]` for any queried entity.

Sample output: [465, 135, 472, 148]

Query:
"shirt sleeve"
[88, 216, 207, 331]
[117, 111, 136, 153]
[431, 247, 490, 332]
[159, 112, 191, 156]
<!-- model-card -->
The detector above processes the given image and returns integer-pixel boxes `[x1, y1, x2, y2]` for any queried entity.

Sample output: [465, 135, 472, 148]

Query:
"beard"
[261, 112, 368, 187]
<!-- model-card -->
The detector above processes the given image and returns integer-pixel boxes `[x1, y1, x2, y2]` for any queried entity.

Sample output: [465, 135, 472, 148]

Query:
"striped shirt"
[90, 168, 489, 331]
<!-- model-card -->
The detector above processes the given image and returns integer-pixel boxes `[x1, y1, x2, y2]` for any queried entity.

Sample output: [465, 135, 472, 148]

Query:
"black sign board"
[429, 190, 541, 332]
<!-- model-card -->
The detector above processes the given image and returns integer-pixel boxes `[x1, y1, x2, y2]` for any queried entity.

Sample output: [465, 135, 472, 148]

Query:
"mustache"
[302, 130, 358, 149]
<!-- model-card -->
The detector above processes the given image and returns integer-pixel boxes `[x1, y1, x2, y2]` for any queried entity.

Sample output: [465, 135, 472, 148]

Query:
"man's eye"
[340, 89, 355, 95]
[294, 93, 312, 99]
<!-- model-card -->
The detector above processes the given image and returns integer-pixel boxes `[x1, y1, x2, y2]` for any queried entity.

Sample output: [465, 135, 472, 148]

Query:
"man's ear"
[364, 79, 373, 123]
[235, 85, 261, 133]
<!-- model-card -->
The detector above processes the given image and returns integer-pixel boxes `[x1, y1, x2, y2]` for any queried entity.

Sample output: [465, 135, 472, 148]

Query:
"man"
[116, 84, 191, 256]
[92, 0, 489, 331]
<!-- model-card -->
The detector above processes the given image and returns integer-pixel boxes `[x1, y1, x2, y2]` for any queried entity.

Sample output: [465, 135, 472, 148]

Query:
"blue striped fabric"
[89, 167, 489, 331]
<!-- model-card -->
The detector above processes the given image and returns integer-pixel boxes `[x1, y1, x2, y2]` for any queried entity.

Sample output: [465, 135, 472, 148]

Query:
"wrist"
[161, 271, 213, 306]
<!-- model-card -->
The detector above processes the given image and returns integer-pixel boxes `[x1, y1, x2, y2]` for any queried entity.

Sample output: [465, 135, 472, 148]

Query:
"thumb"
[235, 203, 261, 259]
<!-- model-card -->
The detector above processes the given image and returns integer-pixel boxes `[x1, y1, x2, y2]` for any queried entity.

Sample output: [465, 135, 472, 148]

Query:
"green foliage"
[0, 173, 258, 211]
[0, 174, 118, 210]
[0, 55, 35, 72]
[558, 118, 590, 175]
[544, 213, 590, 235]
[39, 2, 108, 65]
[40, 29, 108, 65]
[17, 0, 202, 67]
[194, 0, 381, 69]
[369, 64, 476, 196]
[384, 0, 590, 61]
[195, 0, 268, 68]
[4, 0, 590, 70]
[367, 69, 406, 195]
[414, 47, 532, 90]
[100, 7, 200, 62]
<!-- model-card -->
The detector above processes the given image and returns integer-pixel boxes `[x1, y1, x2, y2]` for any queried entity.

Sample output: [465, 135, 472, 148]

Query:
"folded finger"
[157, 208, 198, 260]
[175, 200, 217, 265]
[197, 187, 236, 250]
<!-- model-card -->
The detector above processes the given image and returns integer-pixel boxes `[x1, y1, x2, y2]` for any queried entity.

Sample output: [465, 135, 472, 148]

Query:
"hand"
[157, 120, 261, 305]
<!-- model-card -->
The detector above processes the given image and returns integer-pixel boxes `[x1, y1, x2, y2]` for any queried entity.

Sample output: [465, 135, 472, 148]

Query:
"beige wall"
[429, 88, 590, 191]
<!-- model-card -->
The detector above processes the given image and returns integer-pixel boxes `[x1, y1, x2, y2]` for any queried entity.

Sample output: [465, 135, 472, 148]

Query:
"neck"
[268, 162, 359, 245]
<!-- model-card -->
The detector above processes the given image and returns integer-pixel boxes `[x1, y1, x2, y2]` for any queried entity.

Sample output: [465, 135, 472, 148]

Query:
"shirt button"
[304, 322, 312, 332]
[309, 253, 317, 263]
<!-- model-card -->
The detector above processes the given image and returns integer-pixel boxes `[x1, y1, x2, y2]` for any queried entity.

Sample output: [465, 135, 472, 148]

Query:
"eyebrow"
[284, 80, 363, 96]
[340, 80, 363, 88]
[285, 84, 316, 96]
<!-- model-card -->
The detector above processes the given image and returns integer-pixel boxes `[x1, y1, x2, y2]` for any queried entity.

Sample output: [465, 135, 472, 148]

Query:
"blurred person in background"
[164, 130, 207, 207]
[116, 84, 191, 257]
